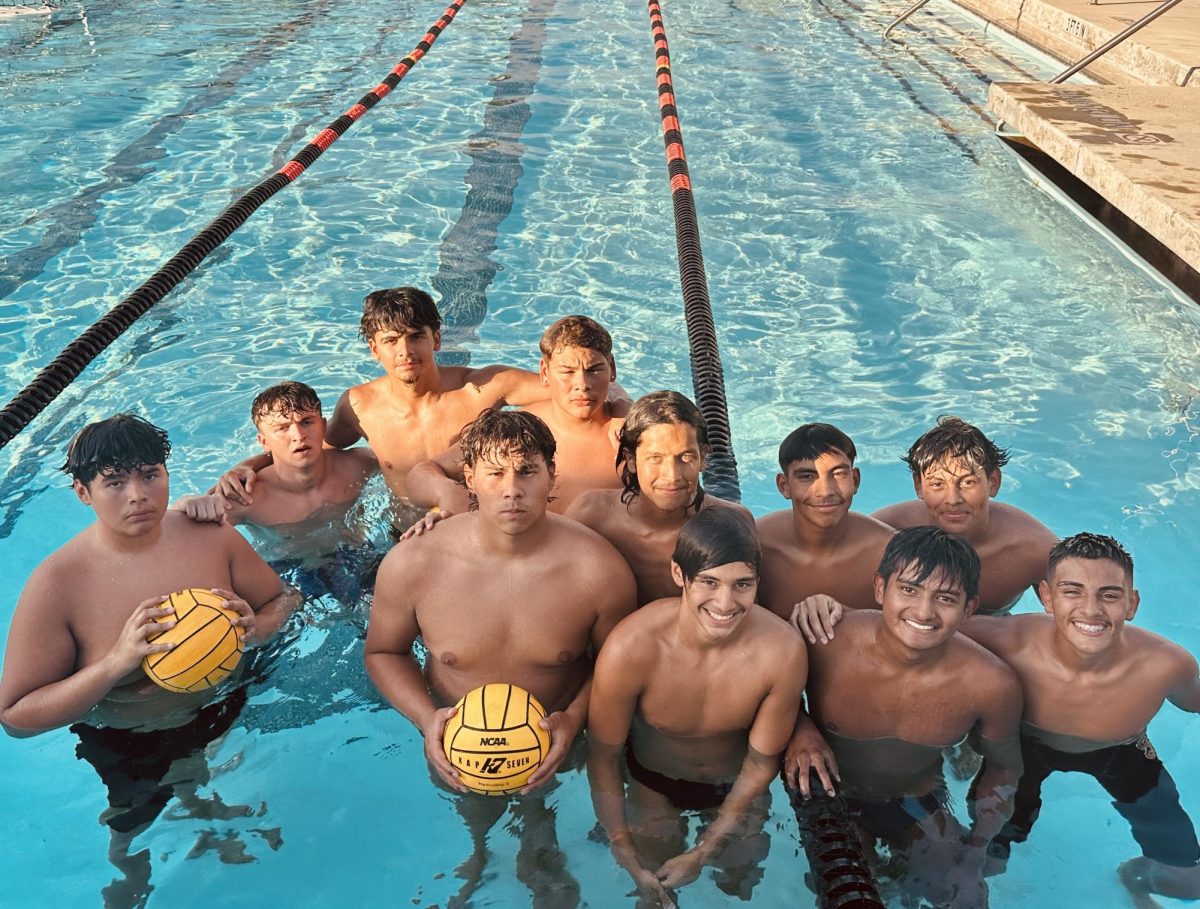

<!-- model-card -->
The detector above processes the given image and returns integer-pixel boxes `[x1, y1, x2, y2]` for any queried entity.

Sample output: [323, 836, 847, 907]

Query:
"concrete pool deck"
[930, 0, 1200, 278]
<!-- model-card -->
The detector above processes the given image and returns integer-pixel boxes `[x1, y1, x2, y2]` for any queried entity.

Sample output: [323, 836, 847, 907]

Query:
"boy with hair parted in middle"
[566, 390, 753, 606]
[959, 532, 1200, 907]
[756, 422, 895, 644]
[785, 525, 1023, 909]
[404, 314, 627, 516]
[588, 506, 807, 905]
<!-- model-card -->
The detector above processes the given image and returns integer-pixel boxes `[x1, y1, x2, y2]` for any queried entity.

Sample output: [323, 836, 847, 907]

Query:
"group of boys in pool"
[2, 285, 1199, 908]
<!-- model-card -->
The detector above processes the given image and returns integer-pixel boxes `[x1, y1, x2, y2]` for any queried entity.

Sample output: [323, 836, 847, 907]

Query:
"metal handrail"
[883, 0, 934, 40]
[1050, 0, 1184, 82]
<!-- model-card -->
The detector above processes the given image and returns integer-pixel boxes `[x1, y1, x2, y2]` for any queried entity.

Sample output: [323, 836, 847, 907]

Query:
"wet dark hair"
[539, 315, 613, 361]
[460, 409, 556, 473]
[61, 413, 171, 487]
[877, 525, 980, 602]
[250, 381, 322, 425]
[902, 416, 1010, 477]
[617, 391, 708, 507]
[359, 287, 441, 340]
[673, 507, 761, 582]
[1048, 532, 1133, 581]
[778, 423, 857, 472]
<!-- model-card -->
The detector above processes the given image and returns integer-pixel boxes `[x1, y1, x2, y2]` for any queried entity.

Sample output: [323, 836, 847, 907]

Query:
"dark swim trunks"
[992, 733, 1200, 868]
[844, 787, 953, 840]
[625, 746, 732, 812]
[275, 543, 385, 606]
[71, 688, 247, 834]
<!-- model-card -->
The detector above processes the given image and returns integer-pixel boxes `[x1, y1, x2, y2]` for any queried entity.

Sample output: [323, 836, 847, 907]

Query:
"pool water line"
[644, 0, 740, 502]
[0, 0, 468, 449]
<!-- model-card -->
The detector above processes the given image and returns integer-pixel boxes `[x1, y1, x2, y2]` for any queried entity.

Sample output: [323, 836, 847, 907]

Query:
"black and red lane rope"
[645, 0, 740, 502]
[0, 0, 467, 450]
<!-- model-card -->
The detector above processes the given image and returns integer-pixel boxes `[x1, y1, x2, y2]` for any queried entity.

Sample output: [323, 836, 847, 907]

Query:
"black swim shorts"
[625, 746, 733, 812]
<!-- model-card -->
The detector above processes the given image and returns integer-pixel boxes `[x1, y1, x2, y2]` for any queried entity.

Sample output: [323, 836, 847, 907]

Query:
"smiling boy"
[959, 533, 1200, 904]
[588, 507, 806, 904]
[785, 526, 1022, 908]
[566, 391, 752, 605]
[873, 416, 1056, 615]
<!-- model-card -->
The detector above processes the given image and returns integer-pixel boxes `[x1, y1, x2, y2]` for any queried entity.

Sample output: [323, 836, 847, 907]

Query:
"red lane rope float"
[645, 0, 740, 502]
[0, 0, 467, 450]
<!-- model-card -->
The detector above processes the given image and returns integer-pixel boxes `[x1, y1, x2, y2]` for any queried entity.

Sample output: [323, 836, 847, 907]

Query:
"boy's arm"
[325, 388, 364, 449]
[0, 569, 176, 736]
[405, 447, 470, 514]
[524, 555, 637, 791]
[965, 666, 1024, 848]
[656, 636, 807, 889]
[783, 703, 840, 798]
[363, 549, 466, 792]
[585, 628, 667, 902]
[1167, 649, 1200, 713]
[224, 527, 299, 643]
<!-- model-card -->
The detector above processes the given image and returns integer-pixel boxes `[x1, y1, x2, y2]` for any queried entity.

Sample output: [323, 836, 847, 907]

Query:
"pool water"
[2, 0, 1199, 906]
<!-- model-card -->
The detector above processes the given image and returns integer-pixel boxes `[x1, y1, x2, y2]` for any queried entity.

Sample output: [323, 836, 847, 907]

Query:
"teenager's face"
[256, 407, 326, 468]
[463, 450, 554, 535]
[368, 324, 440, 384]
[632, 422, 705, 512]
[777, 449, 860, 529]
[1039, 556, 1138, 656]
[875, 563, 977, 652]
[539, 345, 613, 420]
[672, 560, 758, 639]
[914, 458, 999, 536]
[75, 464, 169, 537]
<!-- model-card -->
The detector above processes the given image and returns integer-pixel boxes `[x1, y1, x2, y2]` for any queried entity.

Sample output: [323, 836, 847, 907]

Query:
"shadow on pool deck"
[899, 0, 1200, 284]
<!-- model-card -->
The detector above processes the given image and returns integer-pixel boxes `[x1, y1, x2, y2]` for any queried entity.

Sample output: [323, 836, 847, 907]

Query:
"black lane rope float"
[645, 0, 740, 502]
[0, 0, 468, 450]
[790, 782, 885, 909]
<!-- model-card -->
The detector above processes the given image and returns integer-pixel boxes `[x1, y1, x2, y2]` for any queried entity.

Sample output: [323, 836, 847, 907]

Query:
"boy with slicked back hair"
[217, 286, 553, 504]
[785, 525, 1023, 909]
[405, 314, 627, 518]
[960, 532, 1200, 904]
[756, 422, 894, 644]
[566, 391, 752, 605]
[873, 415, 1056, 615]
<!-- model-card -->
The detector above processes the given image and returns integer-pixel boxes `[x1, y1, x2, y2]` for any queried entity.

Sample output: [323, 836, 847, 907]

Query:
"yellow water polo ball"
[142, 588, 244, 693]
[443, 683, 552, 795]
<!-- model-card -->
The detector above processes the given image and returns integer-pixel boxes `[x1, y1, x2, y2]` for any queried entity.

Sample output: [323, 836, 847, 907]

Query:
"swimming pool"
[3, 0, 1199, 905]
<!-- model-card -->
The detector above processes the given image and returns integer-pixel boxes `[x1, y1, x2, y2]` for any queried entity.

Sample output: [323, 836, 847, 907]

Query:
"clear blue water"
[2, 0, 1199, 905]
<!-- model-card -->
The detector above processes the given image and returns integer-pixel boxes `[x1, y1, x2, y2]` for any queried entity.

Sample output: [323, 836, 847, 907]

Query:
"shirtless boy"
[405, 315, 626, 514]
[785, 526, 1023, 908]
[756, 423, 894, 643]
[0, 414, 296, 903]
[566, 391, 752, 605]
[178, 382, 377, 559]
[364, 409, 636, 904]
[588, 507, 806, 905]
[873, 416, 1057, 615]
[220, 287, 548, 504]
[960, 533, 1200, 906]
